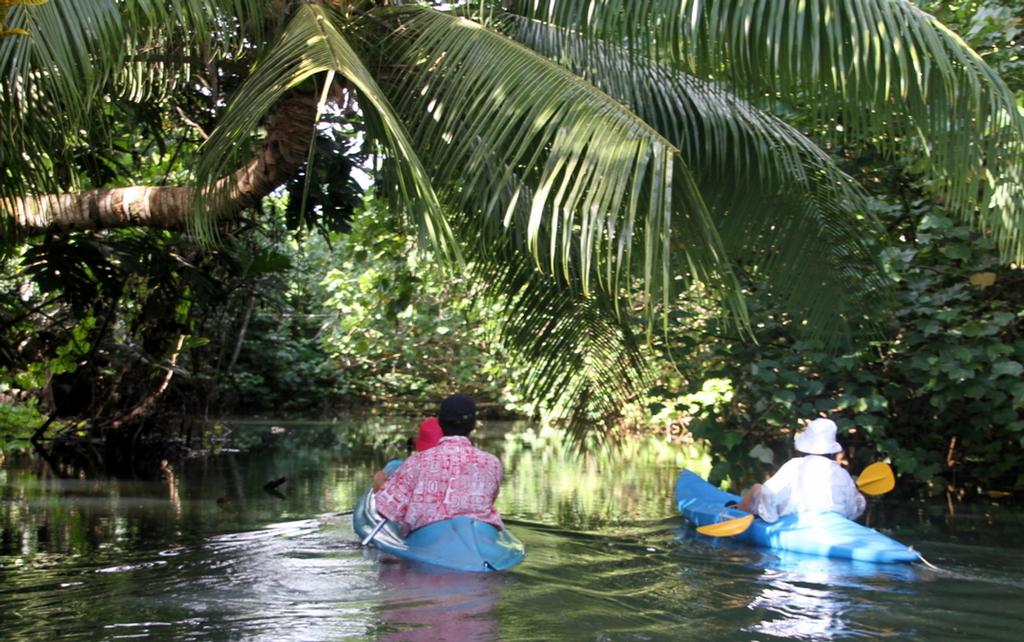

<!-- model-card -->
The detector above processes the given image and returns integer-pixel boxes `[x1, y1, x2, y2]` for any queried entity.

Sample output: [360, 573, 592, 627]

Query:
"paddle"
[695, 462, 896, 537]
[855, 461, 895, 496]
[697, 513, 754, 537]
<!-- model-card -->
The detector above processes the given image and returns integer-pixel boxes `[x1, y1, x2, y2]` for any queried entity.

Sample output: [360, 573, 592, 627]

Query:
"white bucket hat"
[794, 418, 843, 455]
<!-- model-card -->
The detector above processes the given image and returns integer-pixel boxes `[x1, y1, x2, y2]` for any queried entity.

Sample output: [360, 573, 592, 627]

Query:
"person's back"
[739, 418, 865, 523]
[374, 395, 504, 532]
[759, 454, 864, 521]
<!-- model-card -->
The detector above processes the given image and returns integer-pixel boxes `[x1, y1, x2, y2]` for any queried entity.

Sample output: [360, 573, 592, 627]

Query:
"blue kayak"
[675, 469, 919, 563]
[352, 460, 525, 572]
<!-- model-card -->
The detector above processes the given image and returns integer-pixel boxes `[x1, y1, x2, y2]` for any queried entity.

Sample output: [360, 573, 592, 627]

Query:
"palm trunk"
[3, 93, 317, 234]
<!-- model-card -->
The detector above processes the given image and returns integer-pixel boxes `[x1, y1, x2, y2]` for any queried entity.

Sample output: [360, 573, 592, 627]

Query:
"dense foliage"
[654, 198, 1024, 497]
[640, 0, 1024, 497]
[228, 201, 514, 414]
[0, 221, 299, 467]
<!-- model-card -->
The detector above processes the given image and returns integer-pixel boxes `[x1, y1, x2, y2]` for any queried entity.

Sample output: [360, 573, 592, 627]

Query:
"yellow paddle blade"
[857, 462, 895, 496]
[696, 514, 754, 537]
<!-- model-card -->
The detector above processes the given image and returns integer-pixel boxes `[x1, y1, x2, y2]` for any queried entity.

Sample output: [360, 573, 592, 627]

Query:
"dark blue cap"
[439, 394, 476, 424]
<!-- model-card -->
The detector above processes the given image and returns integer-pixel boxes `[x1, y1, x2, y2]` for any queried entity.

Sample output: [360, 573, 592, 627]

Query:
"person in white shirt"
[736, 418, 866, 523]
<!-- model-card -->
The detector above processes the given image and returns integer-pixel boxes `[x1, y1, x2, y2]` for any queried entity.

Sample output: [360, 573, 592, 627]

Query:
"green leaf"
[918, 319, 942, 335]
[964, 383, 987, 399]
[939, 245, 971, 261]
[919, 213, 955, 230]
[248, 250, 292, 276]
[805, 380, 825, 395]
[993, 360, 1024, 378]
[180, 336, 211, 351]
[772, 389, 797, 405]
[961, 320, 997, 337]
[991, 311, 1016, 327]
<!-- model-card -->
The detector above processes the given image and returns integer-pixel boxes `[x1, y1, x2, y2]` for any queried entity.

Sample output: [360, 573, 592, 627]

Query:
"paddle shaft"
[361, 518, 388, 546]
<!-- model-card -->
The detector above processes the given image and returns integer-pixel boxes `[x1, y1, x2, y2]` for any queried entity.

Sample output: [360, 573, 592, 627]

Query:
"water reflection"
[0, 437, 374, 560]
[499, 425, 709, 531]
[169, 518, 378, 641]
[674, 526, 919, 640]
[375, 563, 501, 641]
[746, 577, 850, 640]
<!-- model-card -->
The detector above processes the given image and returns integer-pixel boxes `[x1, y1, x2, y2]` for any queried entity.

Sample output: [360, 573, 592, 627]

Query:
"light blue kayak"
[675, 469, 919, 563]
[353, 459, 525, 572]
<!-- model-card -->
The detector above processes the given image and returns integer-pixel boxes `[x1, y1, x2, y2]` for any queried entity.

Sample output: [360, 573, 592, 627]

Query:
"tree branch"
[2, 93, 318, 234]
[108, 334, 186, 431]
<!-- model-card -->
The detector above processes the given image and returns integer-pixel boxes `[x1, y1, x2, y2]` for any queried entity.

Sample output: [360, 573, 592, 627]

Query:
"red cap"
[414, 417, 443, 452]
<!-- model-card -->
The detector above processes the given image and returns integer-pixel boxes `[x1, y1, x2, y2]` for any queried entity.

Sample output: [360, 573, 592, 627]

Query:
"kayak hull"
[675, 469, 918, 563]
[353, 460, 525, 572]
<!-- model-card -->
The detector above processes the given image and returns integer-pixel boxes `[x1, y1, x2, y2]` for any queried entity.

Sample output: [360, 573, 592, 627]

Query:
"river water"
[1, 419, 1022, 641]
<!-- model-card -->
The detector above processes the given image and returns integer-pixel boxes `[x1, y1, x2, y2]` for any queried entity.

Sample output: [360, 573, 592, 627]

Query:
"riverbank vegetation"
[1, 1, 1022, 501]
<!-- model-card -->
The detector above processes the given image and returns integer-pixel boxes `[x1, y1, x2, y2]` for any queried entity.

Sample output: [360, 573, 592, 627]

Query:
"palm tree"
[2, 0, 1022, 426]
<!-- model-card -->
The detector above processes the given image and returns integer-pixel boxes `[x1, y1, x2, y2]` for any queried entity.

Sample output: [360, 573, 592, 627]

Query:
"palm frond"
[510, 0, 1024, 262]
[190, 4, 452, 255]
[483, 262, 652, 440]
[458, 206, 653, 440]
[370, 5, 746, 331]
[502, 14, 890, 337]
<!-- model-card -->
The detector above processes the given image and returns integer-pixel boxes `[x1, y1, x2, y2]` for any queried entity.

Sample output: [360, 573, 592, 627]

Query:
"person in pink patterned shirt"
[373, 394, 504, 533]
